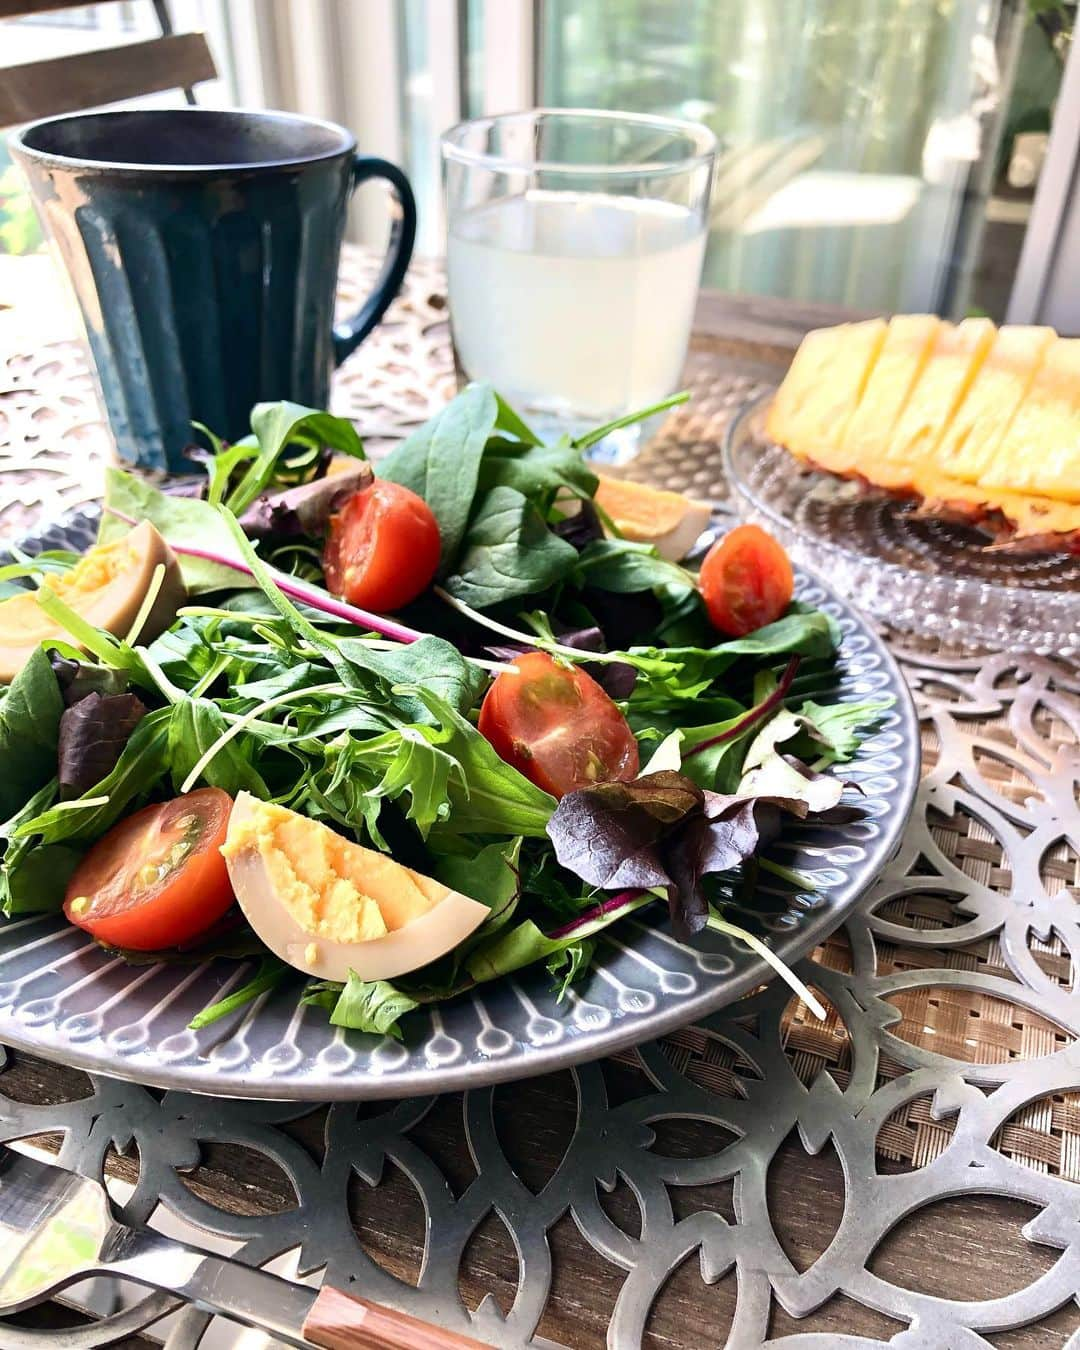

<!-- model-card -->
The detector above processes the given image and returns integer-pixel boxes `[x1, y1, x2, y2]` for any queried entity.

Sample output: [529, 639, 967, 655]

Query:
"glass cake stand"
[724, 392, 1079, 653]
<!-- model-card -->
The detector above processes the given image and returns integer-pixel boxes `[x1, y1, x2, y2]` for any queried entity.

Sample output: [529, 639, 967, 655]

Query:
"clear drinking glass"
[441, 109, 716, 460]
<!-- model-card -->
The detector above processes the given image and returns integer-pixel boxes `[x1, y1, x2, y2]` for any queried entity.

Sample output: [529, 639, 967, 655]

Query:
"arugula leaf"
[337, 634, 486, 720]
[166, 700, 268, 796]
[0, 645, 64, 820]
[227, 403, 365, 516]
[307, 973, 420, 1039]
[412, 687, 557, 838]
[547, 937, 596, 999]
[357, 727, 457, 838]
[189, 957, 289, 1029]
[794, 696, 894, 765]
[379, 382, 499, 570]
[443, 486, 578, 609]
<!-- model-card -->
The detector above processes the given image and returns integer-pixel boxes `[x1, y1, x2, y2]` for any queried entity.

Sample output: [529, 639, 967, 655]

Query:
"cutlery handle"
[303, 1286, 490, 1350]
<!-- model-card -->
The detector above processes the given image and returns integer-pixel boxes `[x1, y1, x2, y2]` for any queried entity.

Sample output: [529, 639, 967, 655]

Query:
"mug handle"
[332, 155, 417, 366]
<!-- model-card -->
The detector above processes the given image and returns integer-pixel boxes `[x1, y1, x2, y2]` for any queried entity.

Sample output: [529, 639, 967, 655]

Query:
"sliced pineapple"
[765, 318, 887, 465]
[938, 325, 1055, 486]
[875, 317, 996, 491]
[829, 314, 942, 476]
[977, 338, 1080, 504]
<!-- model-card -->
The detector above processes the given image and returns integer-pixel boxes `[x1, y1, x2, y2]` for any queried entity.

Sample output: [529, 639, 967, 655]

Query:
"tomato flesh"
[699, 524, 794, 637]
[323, 480, 441, 612]
[64, 788, 235, 951]
[478, 651, 639, 798]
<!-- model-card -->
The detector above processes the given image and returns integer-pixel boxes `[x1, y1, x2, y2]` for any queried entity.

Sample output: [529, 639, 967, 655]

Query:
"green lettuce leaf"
[100, 469, 245, 593]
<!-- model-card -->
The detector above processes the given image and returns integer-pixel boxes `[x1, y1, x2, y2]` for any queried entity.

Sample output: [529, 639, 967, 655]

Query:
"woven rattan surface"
[0, 247, 1078, 1348]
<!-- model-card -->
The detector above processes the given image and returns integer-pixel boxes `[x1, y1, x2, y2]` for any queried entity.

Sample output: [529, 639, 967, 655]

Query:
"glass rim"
[440, 107, 717, 176]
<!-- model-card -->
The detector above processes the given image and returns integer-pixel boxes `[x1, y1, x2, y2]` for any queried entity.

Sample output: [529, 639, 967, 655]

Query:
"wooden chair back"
[0, 0, 216, 127]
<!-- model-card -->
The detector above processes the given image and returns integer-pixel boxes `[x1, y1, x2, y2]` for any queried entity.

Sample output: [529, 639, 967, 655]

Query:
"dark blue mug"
[10, 108, 416, 472]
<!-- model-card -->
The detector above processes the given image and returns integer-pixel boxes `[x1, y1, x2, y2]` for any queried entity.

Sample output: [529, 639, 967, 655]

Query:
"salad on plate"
[0, 386, 891, 1039]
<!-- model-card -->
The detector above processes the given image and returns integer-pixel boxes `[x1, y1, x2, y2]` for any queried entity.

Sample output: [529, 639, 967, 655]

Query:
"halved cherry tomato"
[699, 524, 794, 637]
[323, 480, 440, 612]
[478, 651, 639, 798]
[63, 788, 235, 951]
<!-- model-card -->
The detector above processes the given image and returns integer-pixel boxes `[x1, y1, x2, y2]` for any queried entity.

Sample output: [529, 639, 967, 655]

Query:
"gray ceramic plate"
[0, 504, 919, 1100]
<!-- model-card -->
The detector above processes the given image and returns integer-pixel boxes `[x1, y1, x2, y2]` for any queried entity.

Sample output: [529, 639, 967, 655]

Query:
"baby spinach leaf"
[380, 382, 498, 570]
[0, 645, 64, 821]
[0, 779, 68, 915]
[710, 610, 837, 661]
[435, 837, 522, 909]
[2, 843, 83, 915]
[478, 437, 597, 499]
[443, 486, 578, 609]
[493, 393, 542, 446]
[573, 539, 696, 594]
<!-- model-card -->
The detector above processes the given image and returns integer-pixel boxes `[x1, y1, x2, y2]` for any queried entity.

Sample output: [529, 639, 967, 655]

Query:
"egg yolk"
[221, 801, 440, 942]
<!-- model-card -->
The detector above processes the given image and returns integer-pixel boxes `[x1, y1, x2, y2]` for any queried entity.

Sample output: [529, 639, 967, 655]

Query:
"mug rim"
[9, 107, 357, 175]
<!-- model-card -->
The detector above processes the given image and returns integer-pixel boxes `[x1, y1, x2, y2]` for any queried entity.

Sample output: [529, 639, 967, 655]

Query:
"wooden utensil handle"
[303, 1285, 490, 1350]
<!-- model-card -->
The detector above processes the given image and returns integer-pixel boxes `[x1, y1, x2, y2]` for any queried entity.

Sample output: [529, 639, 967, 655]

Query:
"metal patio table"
[0, 247, 1077, 1350]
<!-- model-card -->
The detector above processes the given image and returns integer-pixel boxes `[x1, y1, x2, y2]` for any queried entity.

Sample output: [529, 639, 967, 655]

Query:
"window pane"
[538, 0, 1073, 318]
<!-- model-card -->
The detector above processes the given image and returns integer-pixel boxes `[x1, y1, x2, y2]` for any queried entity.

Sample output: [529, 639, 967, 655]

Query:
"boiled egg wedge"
[221, 793, 489, 983]
[0, 521, 186, 682]
[593, 473, 712, 561]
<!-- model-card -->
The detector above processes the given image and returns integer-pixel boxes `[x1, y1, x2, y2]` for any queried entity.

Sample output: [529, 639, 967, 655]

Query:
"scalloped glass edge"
[724, 393, 1079, 655]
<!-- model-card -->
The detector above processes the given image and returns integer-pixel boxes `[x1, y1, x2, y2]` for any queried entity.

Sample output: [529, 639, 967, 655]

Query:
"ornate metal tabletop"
[0, 250, 1078, 1349]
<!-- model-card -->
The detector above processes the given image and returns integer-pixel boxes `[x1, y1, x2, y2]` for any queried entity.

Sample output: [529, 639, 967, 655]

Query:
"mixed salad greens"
[0, 386, 891, 1039]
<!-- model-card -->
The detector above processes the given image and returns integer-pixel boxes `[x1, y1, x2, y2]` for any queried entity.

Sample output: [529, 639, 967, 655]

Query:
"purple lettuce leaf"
[58, 691, 148, 800]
